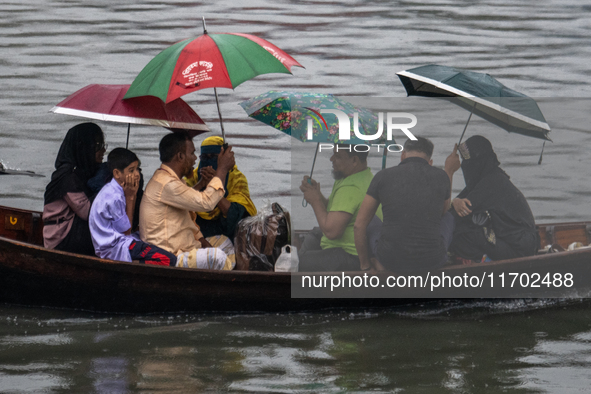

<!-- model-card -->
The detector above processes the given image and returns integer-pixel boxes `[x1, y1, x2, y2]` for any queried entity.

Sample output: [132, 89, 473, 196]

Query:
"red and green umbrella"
[124, 20, 304, 142]
[124, 33, 303, 104]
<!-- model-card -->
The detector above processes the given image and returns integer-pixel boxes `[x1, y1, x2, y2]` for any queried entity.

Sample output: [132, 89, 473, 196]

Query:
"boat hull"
[1, 205, 591, 313]
[0, 236, 421, 313]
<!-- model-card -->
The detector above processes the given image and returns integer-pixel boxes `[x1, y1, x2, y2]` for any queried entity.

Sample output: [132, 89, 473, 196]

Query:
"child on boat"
[89, 148, 177, 265]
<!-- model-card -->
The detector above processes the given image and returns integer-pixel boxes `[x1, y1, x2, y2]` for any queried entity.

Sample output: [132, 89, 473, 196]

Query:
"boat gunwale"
[0, 235, 291, 283]
[2, 206, 591, 311]
[2, 229, 591, 277]
[3, 204, 591, 276]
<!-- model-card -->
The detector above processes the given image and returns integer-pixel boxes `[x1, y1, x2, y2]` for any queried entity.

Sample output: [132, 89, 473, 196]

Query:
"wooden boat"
[1, 204, 591, 313]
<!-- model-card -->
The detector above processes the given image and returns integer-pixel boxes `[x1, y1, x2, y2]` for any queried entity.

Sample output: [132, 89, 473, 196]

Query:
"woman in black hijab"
[42, 123, 107, 255]
[449, 135, 539, 261]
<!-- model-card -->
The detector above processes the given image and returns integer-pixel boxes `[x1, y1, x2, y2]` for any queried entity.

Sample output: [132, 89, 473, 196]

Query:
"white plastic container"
[274, 245, 299, 272]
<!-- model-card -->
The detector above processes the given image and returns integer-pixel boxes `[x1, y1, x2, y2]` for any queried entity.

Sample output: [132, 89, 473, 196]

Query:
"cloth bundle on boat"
[234, 202, 291, 271]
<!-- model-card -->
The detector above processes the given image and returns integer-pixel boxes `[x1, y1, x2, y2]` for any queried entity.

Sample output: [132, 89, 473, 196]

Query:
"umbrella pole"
[309, 142, 320, 178]
[203, 19, 227, 148]
[214, 87, 226, 143]
[458, 103, 476, 145]
[126, 123, 131, 149]
[538, 141, 546, 165]
[302, 143, 320, 207]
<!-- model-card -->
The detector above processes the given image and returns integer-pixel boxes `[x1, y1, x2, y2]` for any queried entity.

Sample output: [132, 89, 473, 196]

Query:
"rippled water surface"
[1, 0, 591, 392]
[3, 301, 591, 393]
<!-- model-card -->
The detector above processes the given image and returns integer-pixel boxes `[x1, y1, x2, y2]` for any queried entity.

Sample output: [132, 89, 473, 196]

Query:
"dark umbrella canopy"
[396, 65, 551, 141]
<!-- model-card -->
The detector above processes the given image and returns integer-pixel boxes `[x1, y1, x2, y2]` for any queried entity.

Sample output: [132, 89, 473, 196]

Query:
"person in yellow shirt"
[185, 136, 257, 242]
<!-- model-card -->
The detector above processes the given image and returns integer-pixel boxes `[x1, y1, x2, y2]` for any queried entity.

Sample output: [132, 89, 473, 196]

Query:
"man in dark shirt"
[354, 137, 460, 273]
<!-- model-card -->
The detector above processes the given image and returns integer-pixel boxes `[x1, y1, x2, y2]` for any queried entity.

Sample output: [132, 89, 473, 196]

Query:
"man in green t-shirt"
[298, 145, 382, 271]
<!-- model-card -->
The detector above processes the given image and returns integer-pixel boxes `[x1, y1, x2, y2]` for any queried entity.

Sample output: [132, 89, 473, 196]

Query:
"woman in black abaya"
[450, 135, 539, 261]
[42, 123, 107, 255]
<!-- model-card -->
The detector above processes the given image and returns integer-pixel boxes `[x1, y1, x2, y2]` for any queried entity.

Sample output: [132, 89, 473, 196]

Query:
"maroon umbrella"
[51, 84, 210, 147]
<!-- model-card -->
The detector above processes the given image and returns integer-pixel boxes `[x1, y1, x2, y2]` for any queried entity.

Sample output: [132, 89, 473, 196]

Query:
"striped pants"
[175, 235, 235, 270]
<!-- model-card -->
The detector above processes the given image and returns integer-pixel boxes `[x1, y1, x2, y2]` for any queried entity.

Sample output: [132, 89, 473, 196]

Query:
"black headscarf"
[457, 135, 508, 197]
[44, 123, 104, 205]
[452, 135, 539, 259]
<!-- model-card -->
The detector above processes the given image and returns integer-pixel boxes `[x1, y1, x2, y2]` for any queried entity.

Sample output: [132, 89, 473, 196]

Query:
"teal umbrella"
[396, 65, 552, 142]
[240, 91, 394, 206]
[240, 91, 388, 145]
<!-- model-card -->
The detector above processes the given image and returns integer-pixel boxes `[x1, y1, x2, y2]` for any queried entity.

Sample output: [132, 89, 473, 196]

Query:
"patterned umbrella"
[239, 91, 389, 145]
[241, 91, 393, 206]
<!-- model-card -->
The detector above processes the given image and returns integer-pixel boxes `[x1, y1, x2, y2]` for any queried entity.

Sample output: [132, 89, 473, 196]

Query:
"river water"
[1, 0, 591, 392]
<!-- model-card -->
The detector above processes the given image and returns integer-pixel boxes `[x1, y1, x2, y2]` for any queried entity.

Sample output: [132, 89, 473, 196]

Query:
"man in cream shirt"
[140, 132, 236, 270]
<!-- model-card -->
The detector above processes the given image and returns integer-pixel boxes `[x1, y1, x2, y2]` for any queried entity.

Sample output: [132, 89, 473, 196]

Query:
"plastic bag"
[234, 201, 291, 271]
[274, 245, 299, 272]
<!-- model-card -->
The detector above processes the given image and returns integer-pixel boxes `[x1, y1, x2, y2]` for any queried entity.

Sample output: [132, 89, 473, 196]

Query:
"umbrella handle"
[458, 102, 475, 145]
[538, 141, 546, 165]
[126, 123, 131, 149]
[302, 143, 320, 208]
[214, 87, 226, 143]
[302, 178, 312, 207]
